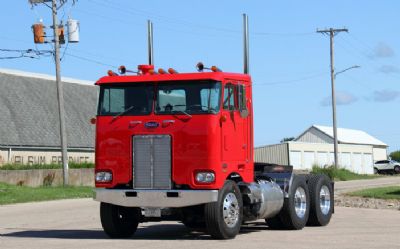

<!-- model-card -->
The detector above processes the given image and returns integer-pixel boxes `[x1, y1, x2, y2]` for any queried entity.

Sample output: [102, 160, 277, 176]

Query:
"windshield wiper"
[111, 106, 135, 122]
[187, 104, 216, 113]
[171, 109, 192, 118]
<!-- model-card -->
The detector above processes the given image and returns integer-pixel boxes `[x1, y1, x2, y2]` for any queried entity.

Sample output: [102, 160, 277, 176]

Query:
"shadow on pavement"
[2, 224, 206, 240]
[2, 222, 273, 240]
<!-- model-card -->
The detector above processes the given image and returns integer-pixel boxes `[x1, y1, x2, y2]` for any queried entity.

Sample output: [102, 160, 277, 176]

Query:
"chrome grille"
[133, 135, 171, 189]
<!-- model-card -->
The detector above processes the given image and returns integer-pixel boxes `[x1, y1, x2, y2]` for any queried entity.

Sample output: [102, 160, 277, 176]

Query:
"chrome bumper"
[94, 189, 219, 208]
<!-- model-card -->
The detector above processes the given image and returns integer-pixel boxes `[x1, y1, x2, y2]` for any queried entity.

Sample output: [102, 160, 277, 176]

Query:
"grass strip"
[347, 186, 400, 200]
[311, 166, 380, 181]
[0, 182, 93, 205]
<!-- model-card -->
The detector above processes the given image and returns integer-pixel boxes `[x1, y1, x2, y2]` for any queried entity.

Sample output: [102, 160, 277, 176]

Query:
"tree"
[389, 150, 400, 162]
[280, 137, 295, 143]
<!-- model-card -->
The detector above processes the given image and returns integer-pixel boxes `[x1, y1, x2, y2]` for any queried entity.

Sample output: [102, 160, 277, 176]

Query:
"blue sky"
[1, 1, 399, 152]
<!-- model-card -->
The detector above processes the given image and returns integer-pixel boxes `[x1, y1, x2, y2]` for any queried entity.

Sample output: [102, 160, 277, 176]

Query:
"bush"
[311, 165, 378, 181]
[389, 150, 400, 162]
[0, 162, 94, 170]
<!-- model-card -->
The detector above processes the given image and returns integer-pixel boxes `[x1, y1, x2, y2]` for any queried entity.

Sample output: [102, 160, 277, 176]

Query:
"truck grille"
[132, 135, 171, 189]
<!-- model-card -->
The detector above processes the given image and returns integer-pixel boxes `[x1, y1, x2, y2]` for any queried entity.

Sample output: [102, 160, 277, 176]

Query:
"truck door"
[238, 83, 250, 163]
[221, 82, 246, 163]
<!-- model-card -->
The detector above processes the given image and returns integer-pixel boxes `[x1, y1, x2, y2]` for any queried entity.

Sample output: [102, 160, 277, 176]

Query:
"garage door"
[328, 152, 335, 166]
[317, 152, 328, 167]
[341, 152, 352, 171]
[303, 151, 315, 170]
[353, 153, 362, 174]
[363, 153, 373, 174]
[289, 151, 302, 169]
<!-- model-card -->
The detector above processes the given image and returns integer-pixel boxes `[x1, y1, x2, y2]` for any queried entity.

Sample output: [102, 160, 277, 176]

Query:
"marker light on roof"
[211, 66, 222, 72]
[107, 70, 118, 76]
[168, 68, 178, 74]
[158, 68, 167, 74]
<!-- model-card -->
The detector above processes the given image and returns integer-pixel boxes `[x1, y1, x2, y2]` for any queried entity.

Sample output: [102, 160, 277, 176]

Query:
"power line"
[253, 71, 328, 86]
[0, 48, 53, 59]
[89, 0, 315, 38]
[63, 52, 118, 68]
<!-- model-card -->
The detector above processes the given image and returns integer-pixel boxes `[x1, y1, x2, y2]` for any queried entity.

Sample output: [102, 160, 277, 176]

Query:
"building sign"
[0, 150, 94, 166]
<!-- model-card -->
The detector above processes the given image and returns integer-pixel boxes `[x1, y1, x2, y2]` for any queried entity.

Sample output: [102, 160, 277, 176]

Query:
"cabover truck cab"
[94, 64, 334, 239]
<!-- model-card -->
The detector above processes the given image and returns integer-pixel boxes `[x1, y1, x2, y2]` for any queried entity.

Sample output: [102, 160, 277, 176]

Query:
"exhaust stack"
[148, 20, 154, 65]
[243, 14, 249, 74]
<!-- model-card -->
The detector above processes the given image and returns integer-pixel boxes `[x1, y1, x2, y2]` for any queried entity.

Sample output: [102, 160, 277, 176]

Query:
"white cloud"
[371, 42, 395, 58]
[378, 65, 400, 74]
[320, 91, 358, 106]
[371, 89, 400, 102]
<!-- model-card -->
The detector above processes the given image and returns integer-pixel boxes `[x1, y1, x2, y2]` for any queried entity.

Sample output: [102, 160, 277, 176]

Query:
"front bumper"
[94, 188, 219, 208]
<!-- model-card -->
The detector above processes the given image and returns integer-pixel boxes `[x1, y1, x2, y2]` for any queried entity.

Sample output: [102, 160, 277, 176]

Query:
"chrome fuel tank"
[239, 180, 284, 221]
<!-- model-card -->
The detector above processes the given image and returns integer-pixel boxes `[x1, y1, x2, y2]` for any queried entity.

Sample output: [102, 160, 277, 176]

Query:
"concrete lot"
[1, 198, 399, 249]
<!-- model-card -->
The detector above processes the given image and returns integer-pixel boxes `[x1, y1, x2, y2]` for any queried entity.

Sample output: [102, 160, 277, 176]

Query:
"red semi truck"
[93, 63, 334, 239]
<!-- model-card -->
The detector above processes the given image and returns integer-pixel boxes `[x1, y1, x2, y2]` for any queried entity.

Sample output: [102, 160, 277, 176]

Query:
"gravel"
[335, 195, 400, 211]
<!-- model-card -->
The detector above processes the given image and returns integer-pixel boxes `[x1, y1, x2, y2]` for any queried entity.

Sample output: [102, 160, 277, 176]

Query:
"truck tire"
[307, 174, 333, 226]
[181, 205, 205, 230]
[100, 202, 140, 238]
[204, 180, 243, 239]
[266, 175, 309, 230]
[265, 215, 284, 229]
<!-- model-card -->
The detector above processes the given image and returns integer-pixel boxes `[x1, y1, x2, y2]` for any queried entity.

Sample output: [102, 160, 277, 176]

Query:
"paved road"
[1, 198, 399, 249]
[334, 175, 400, 194]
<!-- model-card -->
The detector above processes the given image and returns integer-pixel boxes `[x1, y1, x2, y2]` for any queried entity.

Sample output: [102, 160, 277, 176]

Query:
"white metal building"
[255, 125, 388, 174]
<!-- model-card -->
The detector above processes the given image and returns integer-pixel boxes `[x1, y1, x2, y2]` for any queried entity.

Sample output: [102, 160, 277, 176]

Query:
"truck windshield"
[98, 84, 154, 116]
[97, 81, 221, 116]
[156, 81, 221, 114]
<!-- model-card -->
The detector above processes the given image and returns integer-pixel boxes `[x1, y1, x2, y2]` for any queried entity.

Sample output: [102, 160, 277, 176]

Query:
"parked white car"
[374, 160, 400, 174]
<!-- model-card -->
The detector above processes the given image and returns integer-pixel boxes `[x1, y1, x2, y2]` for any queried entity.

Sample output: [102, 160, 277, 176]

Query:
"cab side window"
[238, 84, 249, 117]
[223, 84, 236, 111]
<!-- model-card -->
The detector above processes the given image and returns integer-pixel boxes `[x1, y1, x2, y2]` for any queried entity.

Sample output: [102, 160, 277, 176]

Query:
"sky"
[0, 1, 399, 152]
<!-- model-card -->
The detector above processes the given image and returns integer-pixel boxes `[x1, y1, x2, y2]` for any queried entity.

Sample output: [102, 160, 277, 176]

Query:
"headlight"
[195, 172, 215, 184]
[95, 171, 112, 183]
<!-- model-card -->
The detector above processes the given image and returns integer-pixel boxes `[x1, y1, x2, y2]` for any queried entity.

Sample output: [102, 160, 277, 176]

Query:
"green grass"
[0, 182, 93, 205]
[0, 162, 94, 170]
[348, 186, 400, 200]
[311, 165, 380, 181]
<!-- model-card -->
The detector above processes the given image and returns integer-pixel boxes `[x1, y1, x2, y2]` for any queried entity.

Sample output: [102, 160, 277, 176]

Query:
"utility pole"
[52, 0, 69, 185]
[30, 0, 79, 185]
[317, 28, 348, 169]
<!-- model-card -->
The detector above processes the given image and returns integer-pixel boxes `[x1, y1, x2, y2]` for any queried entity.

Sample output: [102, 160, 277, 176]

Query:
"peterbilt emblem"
[145, 121, 159, 128]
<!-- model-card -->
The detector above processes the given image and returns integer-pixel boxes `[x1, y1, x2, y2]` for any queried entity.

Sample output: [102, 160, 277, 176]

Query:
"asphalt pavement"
[1, 198, 399, 249]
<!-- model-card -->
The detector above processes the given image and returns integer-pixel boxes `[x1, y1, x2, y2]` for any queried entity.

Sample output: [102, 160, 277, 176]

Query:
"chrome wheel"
[222, 193, 240, 228]
[294, 187, 307, 219]
[319, 185, 331, 215]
